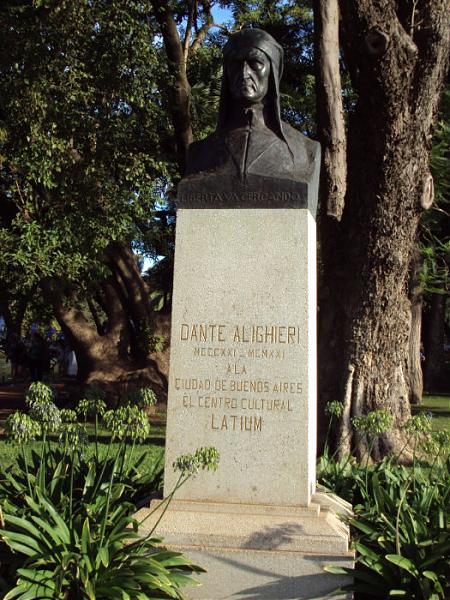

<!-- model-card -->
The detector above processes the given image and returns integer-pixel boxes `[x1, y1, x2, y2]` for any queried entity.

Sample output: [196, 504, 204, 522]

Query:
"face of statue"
[225, 46, 270, 105]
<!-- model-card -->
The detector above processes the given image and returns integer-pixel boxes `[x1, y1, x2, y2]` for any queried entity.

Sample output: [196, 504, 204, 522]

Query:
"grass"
[82, 421, 166, 439]
[0, 419, 166, 472]
[0, 438, 164, 473]
[412, 393, 450, 431]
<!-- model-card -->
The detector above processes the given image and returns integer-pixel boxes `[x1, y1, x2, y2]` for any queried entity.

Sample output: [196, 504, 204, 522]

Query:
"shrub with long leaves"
[321, 409, 450, 599]
[2, 491, 204, 599]
[327, 457, 450, 598]
[0, 382, 219, 599]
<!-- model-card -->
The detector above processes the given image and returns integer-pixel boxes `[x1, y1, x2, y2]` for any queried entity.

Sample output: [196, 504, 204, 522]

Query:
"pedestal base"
[135, 492, 353, 600]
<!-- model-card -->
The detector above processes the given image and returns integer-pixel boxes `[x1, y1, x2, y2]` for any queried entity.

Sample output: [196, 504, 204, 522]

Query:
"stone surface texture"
[136, 492, 353, 600]
[164, 208, 317, 507]
[146, 196, 353, 599]
[180, 549, 352, 600]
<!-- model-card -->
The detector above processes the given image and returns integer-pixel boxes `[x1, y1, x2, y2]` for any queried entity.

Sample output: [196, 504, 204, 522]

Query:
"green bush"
[0, 382, 219, 599]
[320, 405, 450, 599]
[1, 491, 203, 600]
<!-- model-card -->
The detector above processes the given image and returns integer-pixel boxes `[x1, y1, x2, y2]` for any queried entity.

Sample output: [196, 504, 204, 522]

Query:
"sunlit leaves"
[0, 0, 173, 288]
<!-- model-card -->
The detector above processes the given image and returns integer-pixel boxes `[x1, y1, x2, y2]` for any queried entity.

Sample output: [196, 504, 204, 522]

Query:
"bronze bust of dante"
[177, 28, 320, 209]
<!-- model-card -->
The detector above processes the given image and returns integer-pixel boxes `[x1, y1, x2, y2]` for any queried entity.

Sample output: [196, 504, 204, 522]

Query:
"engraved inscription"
[180, 323, 226, 342]
[173, 322, 304, 434]
[211, 414, 263, 431]
[180, 323, 300, 344]
[174, 378, 302, 395]
[179, 190, 304, 205]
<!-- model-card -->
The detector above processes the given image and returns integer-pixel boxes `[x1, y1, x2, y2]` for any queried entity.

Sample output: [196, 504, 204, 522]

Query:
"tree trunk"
[423, 292, 446, 391]
[314, 0, 347, 220]
[41, 277, 168, 400]
[318, 0, 450, 458]
[151, 0, 193, 175]
[105, 242, 169, 385]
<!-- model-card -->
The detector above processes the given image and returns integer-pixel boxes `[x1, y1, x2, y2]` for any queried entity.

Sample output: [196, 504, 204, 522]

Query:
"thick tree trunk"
[106, 243, 152, 361]
[105, 242, 169, 385]
[424, 292, 446, 391]
[41, 277, 168, 400]
[318, 0, 450, 458]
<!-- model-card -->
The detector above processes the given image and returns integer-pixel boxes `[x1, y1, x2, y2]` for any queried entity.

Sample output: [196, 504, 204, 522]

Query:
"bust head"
[225, 45, 271, 106]
[218, 29, 285, 138]
[180, 28, 318, 206]
[182, 27, 318, 188]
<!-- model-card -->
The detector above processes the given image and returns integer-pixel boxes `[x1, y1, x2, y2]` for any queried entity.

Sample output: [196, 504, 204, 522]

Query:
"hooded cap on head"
[218, 28, 289, 149]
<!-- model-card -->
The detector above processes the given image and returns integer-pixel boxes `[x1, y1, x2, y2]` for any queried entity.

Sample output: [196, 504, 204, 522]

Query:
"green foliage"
[2, 490, 203, 600]
[25, 381, 55, 406]
[326, 457, 450, 599]
[0, 382, 218, 598]
[137, 387, 158, 409]
[188, 43, 223, 140]
[413, 395, 450, 432]
[405, 413, 433, 438]
[103, 405, 151, 442]
[77, 398, 107, 420]
[325, 401, 344, 419]
[319, 407, 450, 599]
[317, 451, 359, 502]
[351, 409, 394, 436]
[25, 381, 62, 434]
[59, 409, 78, 424]
[173, 447, 220, 476]
[5, 413, 41, 445]
[0, 0, 175, 302]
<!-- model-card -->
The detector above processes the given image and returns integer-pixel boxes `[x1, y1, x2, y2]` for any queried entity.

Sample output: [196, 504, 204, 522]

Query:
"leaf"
[30, 515, 67, 548]
[98, 545, 109, 568]
[0, 530, 43, 553]
[3, 513, 47, 543]
[81, 518, 91, 556]
[84, 579, 96, 600]
[35, 493, 71, 544]
[354, 541, 383, 563]
[422, 570, 440, 583]
[324, 565, 351, 576]
[385, 554, 419, 577]
[350, 519, 379, 537]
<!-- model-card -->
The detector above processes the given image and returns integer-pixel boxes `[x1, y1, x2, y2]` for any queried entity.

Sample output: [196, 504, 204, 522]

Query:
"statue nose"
[242, 61, 251, 77]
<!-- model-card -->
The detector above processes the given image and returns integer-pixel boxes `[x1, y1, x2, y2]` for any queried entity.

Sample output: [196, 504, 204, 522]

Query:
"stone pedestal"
[136, 200, 353, 598]
[163, 208, 317, 507]
[136, 492, 352, 599]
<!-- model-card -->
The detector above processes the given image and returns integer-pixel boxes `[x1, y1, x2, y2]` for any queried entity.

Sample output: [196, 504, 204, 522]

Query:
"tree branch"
[151, 0, 184, 66]
[151, 0, 193, 174]
[183, 0, 196, 63]
[314, 0, 347, 220]
[191, 0, 214, 55]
